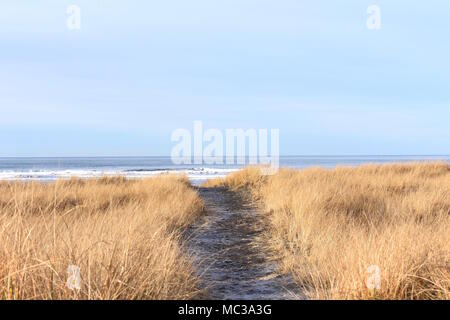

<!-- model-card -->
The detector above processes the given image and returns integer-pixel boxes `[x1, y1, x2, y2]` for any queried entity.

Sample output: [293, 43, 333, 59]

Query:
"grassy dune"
[0, 176, 204, 300]
[204, 162, 450, 299]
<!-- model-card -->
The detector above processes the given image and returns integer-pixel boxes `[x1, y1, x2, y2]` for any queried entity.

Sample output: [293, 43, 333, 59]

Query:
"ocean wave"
[0, 168, 238, 182]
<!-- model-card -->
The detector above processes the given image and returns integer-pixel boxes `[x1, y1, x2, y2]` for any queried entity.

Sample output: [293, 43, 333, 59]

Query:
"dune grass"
[204, 162, 450, 299]
[0, 175, 204, 300]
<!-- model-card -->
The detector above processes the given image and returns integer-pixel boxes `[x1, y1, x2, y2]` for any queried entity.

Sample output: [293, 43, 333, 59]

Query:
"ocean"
[0, 156, 448, 185]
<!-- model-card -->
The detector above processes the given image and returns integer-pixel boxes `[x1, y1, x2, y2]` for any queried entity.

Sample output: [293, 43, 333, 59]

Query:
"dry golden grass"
[0, 175, 204, 300]
[205, 162, 450, 299]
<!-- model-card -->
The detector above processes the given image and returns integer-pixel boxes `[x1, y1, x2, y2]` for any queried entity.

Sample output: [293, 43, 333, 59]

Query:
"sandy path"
[186, 187, 302, 299]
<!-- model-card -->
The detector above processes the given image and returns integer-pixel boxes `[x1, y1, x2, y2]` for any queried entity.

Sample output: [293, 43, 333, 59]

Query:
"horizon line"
[0, 155, 449, 159]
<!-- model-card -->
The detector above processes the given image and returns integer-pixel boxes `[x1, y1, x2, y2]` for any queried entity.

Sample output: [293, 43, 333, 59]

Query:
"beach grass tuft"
[0, 175, 204, 300]
[205, 162, 450, 299]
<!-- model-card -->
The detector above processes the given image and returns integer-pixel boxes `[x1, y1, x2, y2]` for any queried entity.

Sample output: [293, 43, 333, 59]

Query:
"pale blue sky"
[1, 0, 449, 156]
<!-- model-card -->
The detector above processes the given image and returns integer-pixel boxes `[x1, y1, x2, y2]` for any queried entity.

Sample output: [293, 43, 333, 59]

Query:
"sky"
[0, 0, 449, 156]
